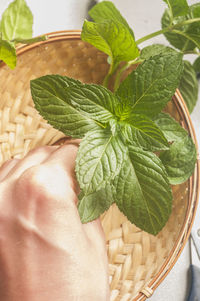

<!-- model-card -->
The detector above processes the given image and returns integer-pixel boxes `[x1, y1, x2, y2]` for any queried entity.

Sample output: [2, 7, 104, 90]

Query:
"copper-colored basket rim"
[13, 31, 200, 300]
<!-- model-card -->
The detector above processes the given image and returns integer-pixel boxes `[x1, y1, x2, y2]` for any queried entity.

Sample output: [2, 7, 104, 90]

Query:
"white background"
[0, 1, 199, 300]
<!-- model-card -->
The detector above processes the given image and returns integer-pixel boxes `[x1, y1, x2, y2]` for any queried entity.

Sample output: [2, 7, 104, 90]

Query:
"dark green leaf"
[162, 4, 200, 51]
[81, 20, 139, 69]
[178, 60, 198, 113]
[65, 83, 120, 123]
[114, 146, 172, 235]
[78, 184, 115, 223]
[30, 75, 101, 138]
[193, 56, 200, 75]
[160, 135, 197, 184]
[153, 112, 187, 142]
[1, 0, 33, 41]
[0, 39, 16, 69]
[140, 44, 179, 60]
[120, 114, 169, 151]
[76, 128, 128, 194]
[89, 1, 134, 37]
[162, 0, 189, 17]
[116, 53, 183, 118]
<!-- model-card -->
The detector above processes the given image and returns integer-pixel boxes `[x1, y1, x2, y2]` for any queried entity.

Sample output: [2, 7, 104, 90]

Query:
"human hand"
[0, 141, 110, 301]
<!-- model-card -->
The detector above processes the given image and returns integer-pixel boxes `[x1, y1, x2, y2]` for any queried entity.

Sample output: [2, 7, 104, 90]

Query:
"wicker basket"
[0, 31, 199, 301]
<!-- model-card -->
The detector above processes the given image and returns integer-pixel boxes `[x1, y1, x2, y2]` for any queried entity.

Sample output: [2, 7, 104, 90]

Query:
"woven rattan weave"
[0, 31, 199, 301]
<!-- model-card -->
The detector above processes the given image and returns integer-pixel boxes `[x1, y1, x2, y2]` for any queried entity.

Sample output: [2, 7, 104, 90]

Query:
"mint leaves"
[81, 20, 139, 72]
[30, 47, 197, 236]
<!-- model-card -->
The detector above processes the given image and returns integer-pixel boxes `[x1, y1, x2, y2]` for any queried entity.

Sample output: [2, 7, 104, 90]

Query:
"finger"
[83, 218, 107, 252]
[3, 146, 59, 181]
[0, 159, 19, 182]
[43, 142, 80, 194]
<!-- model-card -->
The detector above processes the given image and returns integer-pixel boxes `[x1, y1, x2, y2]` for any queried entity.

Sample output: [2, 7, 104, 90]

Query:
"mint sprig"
[30, 48, 196, 236]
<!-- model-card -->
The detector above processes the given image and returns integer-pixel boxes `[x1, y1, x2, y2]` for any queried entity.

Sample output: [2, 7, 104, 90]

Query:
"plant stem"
[103, 60, 116, 88]
[113, 59, 144, 92]
[136, 18, 200, 45]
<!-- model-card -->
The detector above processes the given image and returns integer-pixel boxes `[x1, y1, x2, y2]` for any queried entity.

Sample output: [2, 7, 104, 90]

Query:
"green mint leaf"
[0, 39, 16, 69]
[120, 114, 169, 151]
[162, 4, 200, 51]
[193, 56, 200, 75]
[76, 128, 128, 194]
[140, 44, 179, 60]
[178, 60, 198, 113]
[89, 1, 134, 37]
[116, 53, 183, 118]
[30, 75, 101, 138]
[162, 0, 189, 17]
[64, 83, 120, 123]
[153, 112, 187, 142]
[1, 0, 33, 41]
[114, 146, 172, 235]
[78, 184, 115, 223]
[160, 135, 197, 184]
[81, 20, 139, 70]
[13, 35, 47, 44]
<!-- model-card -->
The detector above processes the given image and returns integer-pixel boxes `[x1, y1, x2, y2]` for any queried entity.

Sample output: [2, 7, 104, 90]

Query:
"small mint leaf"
[178, 60, 198, 113]
[76, 128, 128, 195]
[160, 135, 197, 184]
[162, 4, 200, 51]
[114, 146, 172, 235]
[0, 39, 16, 69]
[30, 75, 101, 138]
[162, 0, 189, 17]
[120, 114, 169, 151]
[116, 53, 183, 118]
[1, 0, 33, 41]
[89, 1, 134, 37]
[78, 184, 115, 223]
[81, 19, 139, 69]
[153, 112, 187, 142]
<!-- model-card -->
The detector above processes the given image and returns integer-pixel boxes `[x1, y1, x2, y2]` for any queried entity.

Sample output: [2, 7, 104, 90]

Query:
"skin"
[0, 141, 110, 301]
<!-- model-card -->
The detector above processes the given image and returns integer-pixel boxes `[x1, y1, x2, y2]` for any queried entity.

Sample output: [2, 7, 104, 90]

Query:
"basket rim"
[14, 30, 200, 300]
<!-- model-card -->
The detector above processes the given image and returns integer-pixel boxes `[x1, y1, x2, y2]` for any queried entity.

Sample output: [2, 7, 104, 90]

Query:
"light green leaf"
[162, 4, 200, 51]
[81, 20, 139, 69]
[89, 1, 134, 37]
[160, 135, 197, 184]
[116, 53, 183, 118]
[30, 75, 101, 138]
[0, 39, 16, 69]
[153, 112, 187, 142]
[1, 0, 33, 41]
[76, 128, 128, 194]
[178, 60, 198, 113]
[140, 44, 179, 60]
[78, 184, 115, 223]
[114, 146, 172, 235]
[162, 0, 189, 17]
[65, 83, 121, 123]
[120, 114, 169, 151]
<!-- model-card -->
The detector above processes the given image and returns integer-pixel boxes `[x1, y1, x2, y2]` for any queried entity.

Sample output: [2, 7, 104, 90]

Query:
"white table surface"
[0, 1, 199, 300]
